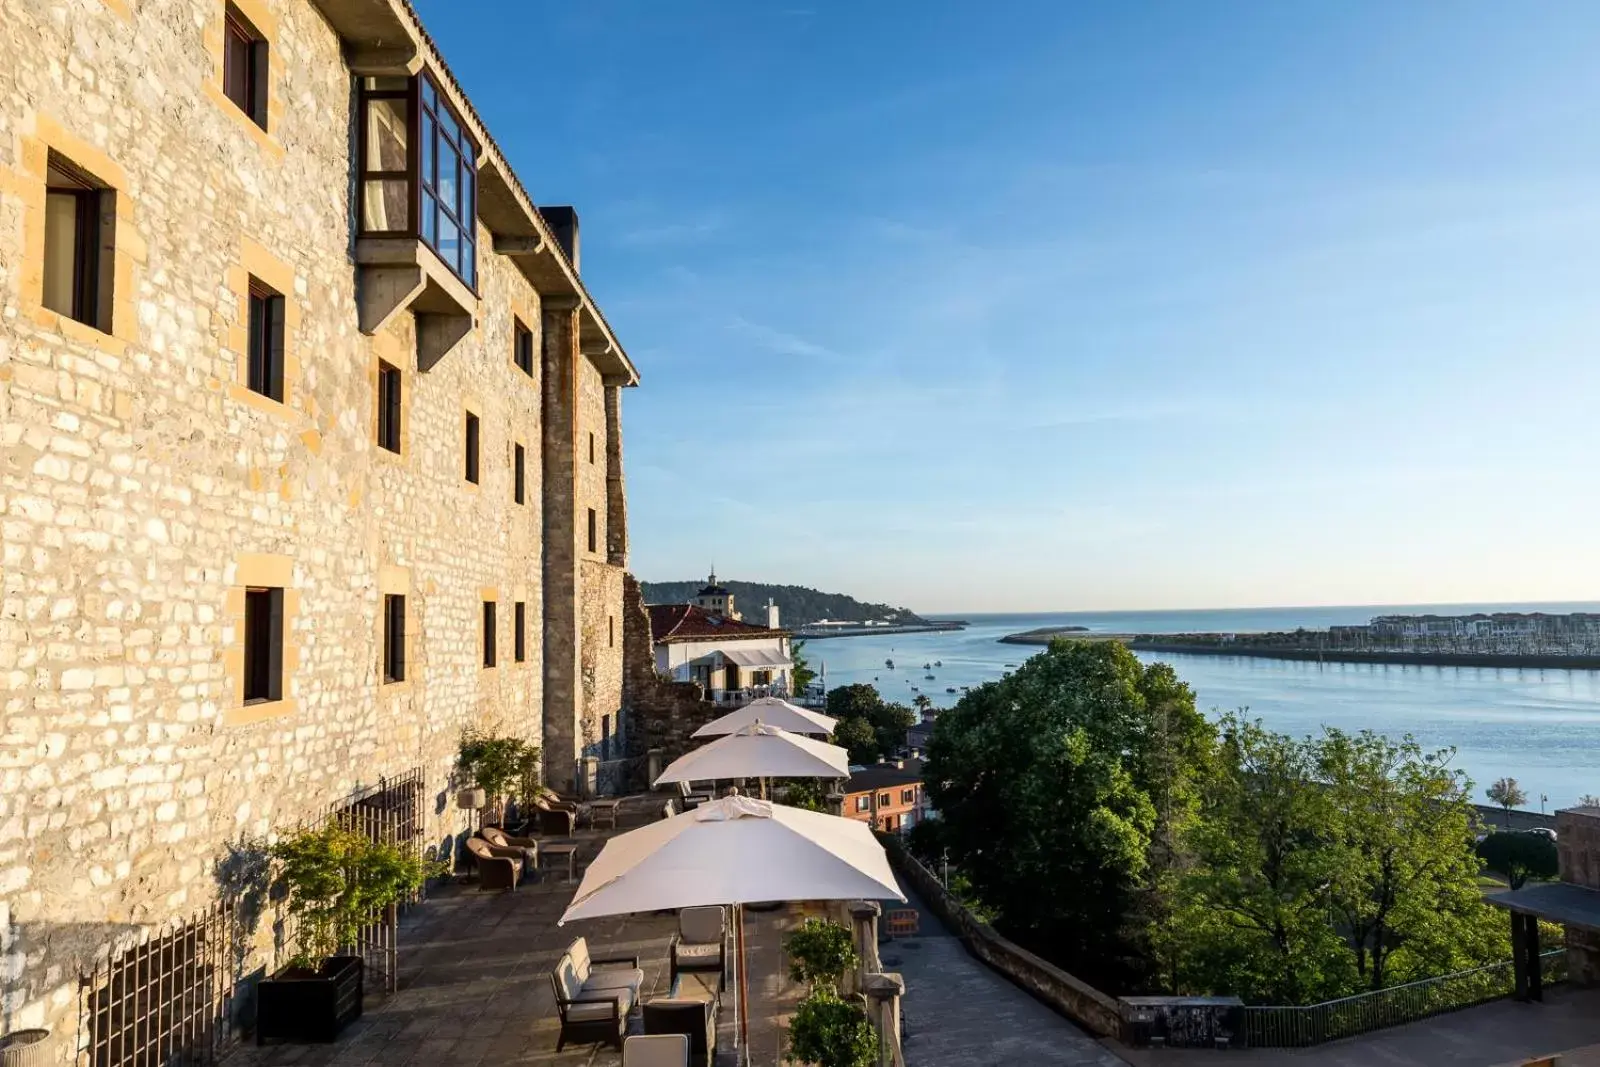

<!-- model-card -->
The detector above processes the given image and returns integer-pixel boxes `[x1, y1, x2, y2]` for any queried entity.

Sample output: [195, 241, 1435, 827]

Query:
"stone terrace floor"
[225, 796, 809, 1067]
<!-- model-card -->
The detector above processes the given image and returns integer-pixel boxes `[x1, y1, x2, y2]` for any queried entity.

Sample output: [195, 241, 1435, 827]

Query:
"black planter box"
[256, 955, 364, 1044]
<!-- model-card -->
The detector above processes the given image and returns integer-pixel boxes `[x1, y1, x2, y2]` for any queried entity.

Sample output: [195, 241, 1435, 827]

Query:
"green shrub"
[787, 991, 876, 1067]
[457, 730, 541, 805]
[785, 918, 858, 993]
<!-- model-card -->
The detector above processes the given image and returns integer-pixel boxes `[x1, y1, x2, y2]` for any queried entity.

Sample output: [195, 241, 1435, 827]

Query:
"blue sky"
[417, 1, 1600, 612]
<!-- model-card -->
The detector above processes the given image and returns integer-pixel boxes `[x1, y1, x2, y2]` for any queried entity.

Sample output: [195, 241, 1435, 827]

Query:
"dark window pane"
[420, 118, 433, 186]
[365, 97, 408, 173]
[437, 144, 459, 215]
[247, 284, 284, 402]
[438, 106, 460, 151]
[464, 412, 479, 483]
[513, 443, 525, 504]
[420, 190, 436, 244]
[514, 602, 526, 662]
[377, 361, 401, 453]
[223, 7, 266, 128]
[436, 215, 460, 273]
[383, 594, 406, 682]
[483, 601, 496, 667]
[462, 163, 474, 223]
[362, 179, 409, 232]
[421, 76, 436, 110]
[461, 236, 475, 287]
[587, 508, 597, 554]
[243, 587, 283, 703]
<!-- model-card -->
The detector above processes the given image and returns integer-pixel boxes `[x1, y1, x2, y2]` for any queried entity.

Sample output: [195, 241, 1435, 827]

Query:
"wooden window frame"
[464, 411, 480, 484]
[855, 796, 870, 813]
[377, 360, 402, 453]
[42, 155, 111, 332]
[382, 593, 406, 683]
[246, 277, 285, 402]
[513, 601, 526, 663]
[243, 587, 284, 703]
[901, 788, 916, 805]
[222, 3, 269, 129]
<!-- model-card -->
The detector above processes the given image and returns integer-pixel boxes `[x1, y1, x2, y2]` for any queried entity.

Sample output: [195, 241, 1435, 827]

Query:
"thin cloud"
[725, 315, 841, 361]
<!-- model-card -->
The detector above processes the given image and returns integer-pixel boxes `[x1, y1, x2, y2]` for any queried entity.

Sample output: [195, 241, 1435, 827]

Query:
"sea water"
[802, 602, 1600, 808]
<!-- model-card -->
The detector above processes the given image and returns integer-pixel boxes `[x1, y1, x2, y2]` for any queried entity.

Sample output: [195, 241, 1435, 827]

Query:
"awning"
[720, 647, 791, 668]
[1485, 882, 1600, 929]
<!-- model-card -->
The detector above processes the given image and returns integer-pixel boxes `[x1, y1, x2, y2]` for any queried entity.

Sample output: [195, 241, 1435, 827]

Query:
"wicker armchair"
[466, 836, 522, 891]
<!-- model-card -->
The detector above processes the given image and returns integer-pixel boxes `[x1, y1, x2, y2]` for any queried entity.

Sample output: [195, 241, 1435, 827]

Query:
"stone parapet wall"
[879, 834, 1127, 1040]
[620, 573, 718, 763]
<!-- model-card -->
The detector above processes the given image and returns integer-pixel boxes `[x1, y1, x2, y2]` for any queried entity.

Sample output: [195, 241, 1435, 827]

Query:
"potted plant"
[786, 992, 877, 1067]
[785, 918, 858, 995]
[457, 730, 540, 824]
[255, 822, 434, 1044]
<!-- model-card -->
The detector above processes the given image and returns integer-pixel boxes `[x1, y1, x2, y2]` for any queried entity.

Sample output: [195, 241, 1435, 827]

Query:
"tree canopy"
[1477, 831, 1558, 890]
[825, 683, 914, 764]
[639, 580, 925, 626]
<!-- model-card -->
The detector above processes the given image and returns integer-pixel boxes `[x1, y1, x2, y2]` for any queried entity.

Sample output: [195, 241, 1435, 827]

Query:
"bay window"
[357, 72, 478, 288]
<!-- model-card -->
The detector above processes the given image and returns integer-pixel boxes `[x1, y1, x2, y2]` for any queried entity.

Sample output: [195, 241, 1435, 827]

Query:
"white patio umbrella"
[559, 794, 905, 1058]
[655, 722, 849, 786]
[693, 697, 837, 739]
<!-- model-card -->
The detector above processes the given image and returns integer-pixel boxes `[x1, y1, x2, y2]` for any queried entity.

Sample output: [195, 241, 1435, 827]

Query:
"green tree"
[912, 693, 933, 717]
[926, 640, 1214, 990]
[786, 992, 877, 1067]
[1477, 831, 1558, 889]
[1486, 777, 1528, 827]
[826, 683, 885, 722]
[785, 919, 858, 993]
[1317, 729, 1502, 990]
[1580, 793, 1600, 808]
[791, 639, 817, 696]
[833, 718, 878, 765]
[1173, 714, 1350, 1003]
[872, 702, 916, 758]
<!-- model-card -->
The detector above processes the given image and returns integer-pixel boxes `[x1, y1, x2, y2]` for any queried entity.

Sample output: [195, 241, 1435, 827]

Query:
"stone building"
[0, 0, 635, 1056]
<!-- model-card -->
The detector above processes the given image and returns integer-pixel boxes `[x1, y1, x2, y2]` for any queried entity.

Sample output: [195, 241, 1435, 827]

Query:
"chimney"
[895, 759, 905, 770]
[539, 205, 580, 272]
[767, 598, 779, 629]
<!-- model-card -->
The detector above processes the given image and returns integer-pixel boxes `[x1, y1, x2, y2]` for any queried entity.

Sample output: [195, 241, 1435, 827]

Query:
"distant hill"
[639, 580, 927, 628]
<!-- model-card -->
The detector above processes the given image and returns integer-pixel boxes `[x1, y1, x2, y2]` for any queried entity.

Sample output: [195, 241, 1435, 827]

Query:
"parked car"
[1525, 827, 1558, 842]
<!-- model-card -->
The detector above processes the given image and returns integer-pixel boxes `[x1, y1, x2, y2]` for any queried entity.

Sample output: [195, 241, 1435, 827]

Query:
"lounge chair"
[677, 781, 713, 810]
[670, 906, 726, 990]
[643, 996, 715, 1067]
[623, 1034, 689, 1067]
[480, 826, 539, 867]
[539, 787, 580, 815]
[550, 937, 644, 1051]
[466, 836, 522, 891]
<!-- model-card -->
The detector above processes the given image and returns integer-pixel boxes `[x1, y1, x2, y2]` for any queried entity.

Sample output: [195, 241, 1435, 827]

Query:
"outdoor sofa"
[550, 936, 644, 1051]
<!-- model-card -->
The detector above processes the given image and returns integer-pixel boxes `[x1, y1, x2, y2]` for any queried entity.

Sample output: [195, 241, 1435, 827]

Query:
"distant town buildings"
[844, 758, 927, 834]
[1329, 612, 1600, 652]
[648, 573, 793, 703]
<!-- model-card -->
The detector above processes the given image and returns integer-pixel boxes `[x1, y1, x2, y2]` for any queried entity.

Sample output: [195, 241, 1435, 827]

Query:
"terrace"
[225, 796, 820, 1067]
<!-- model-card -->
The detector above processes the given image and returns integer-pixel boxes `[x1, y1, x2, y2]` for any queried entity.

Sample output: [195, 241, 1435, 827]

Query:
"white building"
[649, 576, 792, 704]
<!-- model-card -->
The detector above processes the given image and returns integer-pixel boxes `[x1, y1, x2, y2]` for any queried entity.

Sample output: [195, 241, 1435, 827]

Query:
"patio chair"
[480, 826, 538, 867]
[677, 780, 713, 810]
[551, 938, 644, 1051]
[643, 997, 715, 1067]
[660, 799, 678, 821]
[623, 1034, 689, 1067]
[539, 787, 581, 814]
[465, 836, 522, 891]
[669, 906, 726, 990]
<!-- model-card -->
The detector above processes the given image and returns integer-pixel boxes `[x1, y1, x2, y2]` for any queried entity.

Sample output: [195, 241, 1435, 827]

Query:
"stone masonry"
[0, 0, 636, 1059]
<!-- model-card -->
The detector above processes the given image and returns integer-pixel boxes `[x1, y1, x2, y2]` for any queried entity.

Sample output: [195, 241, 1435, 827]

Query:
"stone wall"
[619, 573, 718, 763]
[880, 834, 1127, 1040]
[1557, 808, 1600, 985]
[0, 0, 620, 1056]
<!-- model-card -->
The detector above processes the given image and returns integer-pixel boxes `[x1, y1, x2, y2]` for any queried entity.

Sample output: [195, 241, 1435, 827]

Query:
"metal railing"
[1243, 949, 1567, 1048]
[79, 903, 240, 1067]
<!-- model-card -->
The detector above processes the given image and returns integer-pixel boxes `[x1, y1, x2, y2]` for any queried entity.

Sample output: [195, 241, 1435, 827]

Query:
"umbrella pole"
[737, 901, 751, 1062]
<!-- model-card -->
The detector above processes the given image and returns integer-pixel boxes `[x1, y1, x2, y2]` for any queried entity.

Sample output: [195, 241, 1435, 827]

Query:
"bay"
[800, 601, 1600, 808]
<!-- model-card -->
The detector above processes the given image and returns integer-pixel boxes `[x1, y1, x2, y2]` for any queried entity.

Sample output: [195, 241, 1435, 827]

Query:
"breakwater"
[793, 621, 968, 640]
[1125, 640, 1600, 671]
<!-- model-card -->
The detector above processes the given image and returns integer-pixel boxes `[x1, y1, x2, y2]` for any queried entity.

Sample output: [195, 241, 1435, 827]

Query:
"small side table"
[588, 798, 623, 830]
[541, 842, 578, 884]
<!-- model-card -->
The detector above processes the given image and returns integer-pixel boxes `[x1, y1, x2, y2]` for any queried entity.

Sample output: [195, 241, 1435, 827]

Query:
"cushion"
[673, 942, 721, 961]
[584, 967, 644, 996]
[623, 1033, 689, 1067]
[678, 906, 724, 944]
[567, 936, 592, 981]
[566, 987, 633, 1022]
[554, 955, 584, 1003]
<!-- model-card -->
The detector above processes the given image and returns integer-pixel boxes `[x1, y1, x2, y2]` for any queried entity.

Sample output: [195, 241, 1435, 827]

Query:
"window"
[42, 155, 110, 330]
[514, 319, 533, 377]
[608, 615, 614, 649]
[901, 788, 916, 805]
[513, 443, 525, 504]
[358, 77, 409, 233]
[878, 793, 891, 807]
[464, 412, 480, 484]
[382, 594, 405, 683]
[588, 432, 595, 464]
[246, 278, 284, 401]
[586, 508, 597, 553]
[513, 601, 526, 662]
[243, 587, 283, 703]
[377, 361, 402, 453]
[855, 796, 871, 813]
[222, 4, 268, 129]
[482, 601, 496, 667]
[419, 75, 476, 286]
